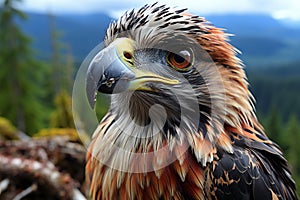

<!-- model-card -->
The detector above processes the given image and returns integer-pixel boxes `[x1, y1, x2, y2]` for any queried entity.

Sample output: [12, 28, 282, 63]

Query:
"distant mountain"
[19, 12, 300, 68]
[205, 14, 300, 67]
[18, 12, 112, 61]
[206, 14, 291, 37]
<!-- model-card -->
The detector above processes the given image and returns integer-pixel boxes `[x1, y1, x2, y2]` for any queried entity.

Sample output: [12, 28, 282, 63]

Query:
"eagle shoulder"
[205, 128, 298, 200]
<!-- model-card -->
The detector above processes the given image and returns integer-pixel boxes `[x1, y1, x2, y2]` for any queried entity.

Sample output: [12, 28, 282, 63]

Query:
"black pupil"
[174, 54, 185, 63]
[124, 51, 132, 59]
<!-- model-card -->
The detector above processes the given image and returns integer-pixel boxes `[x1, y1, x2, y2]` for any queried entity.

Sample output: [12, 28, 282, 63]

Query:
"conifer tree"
[285, 115, 300, 173]
[0, 0, 48, 134]
[284, 115, 300, 196]
[48, 13, 74, 95]
[50, 90, 75, 128]
[265, 107, 283, 146]
[48, 13, 75, 128]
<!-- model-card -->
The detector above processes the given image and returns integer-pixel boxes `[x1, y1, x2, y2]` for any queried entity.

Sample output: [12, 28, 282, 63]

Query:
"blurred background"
[0, 0, 299, 198]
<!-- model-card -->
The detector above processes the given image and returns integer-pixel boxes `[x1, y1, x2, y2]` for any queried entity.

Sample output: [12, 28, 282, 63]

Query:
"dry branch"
[0, 136, 87, 200]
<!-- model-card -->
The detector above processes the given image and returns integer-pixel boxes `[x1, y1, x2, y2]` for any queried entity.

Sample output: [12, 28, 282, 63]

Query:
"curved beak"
[86, 38, 179, 108]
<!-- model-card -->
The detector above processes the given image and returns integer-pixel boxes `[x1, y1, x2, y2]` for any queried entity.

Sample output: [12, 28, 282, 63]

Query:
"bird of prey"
[85, 3, 298, 200]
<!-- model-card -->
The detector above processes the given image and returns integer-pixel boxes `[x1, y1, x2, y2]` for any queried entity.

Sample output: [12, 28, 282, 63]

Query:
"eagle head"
[86, 3, 254, 160]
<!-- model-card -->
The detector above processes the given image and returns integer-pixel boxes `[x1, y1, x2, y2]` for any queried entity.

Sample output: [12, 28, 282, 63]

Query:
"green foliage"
[34, 128, 90, 145]
[0, 0, 49, 134]
[285, 115, 300, 197]
[247, 62, 300, 122]
[50, 91, 75, 128]
[0, 116, 19, 140]
[285, 115, 300, 174]
[48, 13, 74, 96]
[264, 107, 286, 148]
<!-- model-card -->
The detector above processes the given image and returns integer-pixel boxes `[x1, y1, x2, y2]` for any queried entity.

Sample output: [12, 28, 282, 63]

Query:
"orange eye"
[167, 50, 192, 71]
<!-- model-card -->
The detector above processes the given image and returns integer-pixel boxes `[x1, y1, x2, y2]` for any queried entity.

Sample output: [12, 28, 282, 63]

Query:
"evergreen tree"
[285, 115, 300, 173]
[0, 0, 48, 134]
[50, 90, 75, 128]
[49, 12, 63, 96]
[264, 107, 283, 147]
[64, 45, 74, 93]
[284, 115, 300, 197]
[48, 13, 74, 95]
[47, 13, 75, 128]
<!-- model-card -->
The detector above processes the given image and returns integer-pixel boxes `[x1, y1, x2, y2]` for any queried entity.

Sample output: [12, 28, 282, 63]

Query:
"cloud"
[271, 0, 300, 21]
[272, 10, 300, 21]
[21, 0, 140, 13]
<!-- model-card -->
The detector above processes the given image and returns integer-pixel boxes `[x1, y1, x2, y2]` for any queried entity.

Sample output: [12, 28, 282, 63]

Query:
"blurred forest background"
[0, 0, 299, 199]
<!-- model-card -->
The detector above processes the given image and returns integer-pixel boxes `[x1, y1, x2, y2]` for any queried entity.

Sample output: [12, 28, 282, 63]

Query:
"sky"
[7, 0, 300, 22]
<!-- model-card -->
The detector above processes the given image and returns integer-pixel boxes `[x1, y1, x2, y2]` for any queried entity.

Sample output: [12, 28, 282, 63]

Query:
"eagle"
[85, 3, 298, 200]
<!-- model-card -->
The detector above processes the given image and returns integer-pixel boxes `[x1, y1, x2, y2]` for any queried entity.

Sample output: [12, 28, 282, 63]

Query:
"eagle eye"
[123, 51, 133, 59]
[167, 49, 193, 71]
